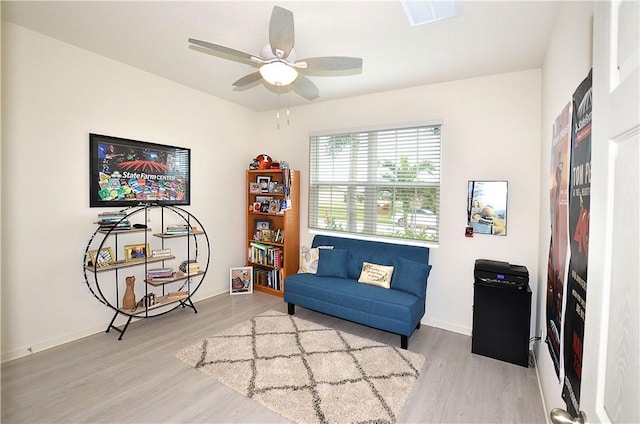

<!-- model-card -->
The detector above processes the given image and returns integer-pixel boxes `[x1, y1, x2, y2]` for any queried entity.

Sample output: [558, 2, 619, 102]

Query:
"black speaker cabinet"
[471, 281, 531, 367]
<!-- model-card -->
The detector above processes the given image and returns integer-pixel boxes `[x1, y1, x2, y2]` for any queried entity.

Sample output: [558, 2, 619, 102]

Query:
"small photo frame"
[256, 176, 271, 193]
[272, 183, 284, 194]
[268, 199, 280, 214]
[152, 248, 172, 258]
[254, 219, 272, 230]
[249, 182, 260, 194]
[230, 266, 253, 295]
[124, 243, 150, 261]
[255, 196, 273, 204]
[88, 247, 115, 267]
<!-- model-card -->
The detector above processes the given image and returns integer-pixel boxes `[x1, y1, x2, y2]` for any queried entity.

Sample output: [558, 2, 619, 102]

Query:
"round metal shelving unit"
[83, 204, 210, 339]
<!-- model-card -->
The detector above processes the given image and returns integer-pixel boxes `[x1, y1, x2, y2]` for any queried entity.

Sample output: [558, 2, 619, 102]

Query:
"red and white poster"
[546, 102, 571, 378]
[562, 69, 591, 417]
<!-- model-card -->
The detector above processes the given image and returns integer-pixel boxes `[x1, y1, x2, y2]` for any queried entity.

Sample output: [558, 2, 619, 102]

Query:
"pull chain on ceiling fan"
[188, 6, 363, 101]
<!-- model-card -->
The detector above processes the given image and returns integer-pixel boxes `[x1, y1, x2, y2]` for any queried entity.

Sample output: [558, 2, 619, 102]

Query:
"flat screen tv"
[89, 133, 191, 208]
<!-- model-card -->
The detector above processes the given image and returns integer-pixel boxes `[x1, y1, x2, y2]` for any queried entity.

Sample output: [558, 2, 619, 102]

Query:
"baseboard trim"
[532, 349, 552, 424]
[1, 324, 108, 363]
[422, 318, 471, 336]
[1, 290, 224, 363]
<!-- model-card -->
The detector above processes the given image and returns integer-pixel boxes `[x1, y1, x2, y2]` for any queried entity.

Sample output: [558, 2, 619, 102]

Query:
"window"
[309, 122, 441, 244]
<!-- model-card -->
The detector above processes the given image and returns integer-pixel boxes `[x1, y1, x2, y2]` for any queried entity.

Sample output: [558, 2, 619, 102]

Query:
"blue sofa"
[284, 235, 432, 349]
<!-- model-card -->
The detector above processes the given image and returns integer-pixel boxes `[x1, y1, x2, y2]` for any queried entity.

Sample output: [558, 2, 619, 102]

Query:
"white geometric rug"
[176, 310, 425, 424]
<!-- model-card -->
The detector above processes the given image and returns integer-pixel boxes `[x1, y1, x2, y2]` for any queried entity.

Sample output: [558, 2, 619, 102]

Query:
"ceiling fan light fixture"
[260, 61, 298, 86]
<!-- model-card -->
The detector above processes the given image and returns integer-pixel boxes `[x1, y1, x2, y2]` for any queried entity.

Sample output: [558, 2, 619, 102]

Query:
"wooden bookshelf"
[246, 169, 300, 297]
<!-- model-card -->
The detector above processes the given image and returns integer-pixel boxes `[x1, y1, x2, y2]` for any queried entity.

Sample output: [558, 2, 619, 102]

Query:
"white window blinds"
[309, 122, 441, 244]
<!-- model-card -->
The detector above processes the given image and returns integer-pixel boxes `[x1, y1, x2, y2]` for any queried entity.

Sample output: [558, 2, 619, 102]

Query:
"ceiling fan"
[188, 6, 363, 100]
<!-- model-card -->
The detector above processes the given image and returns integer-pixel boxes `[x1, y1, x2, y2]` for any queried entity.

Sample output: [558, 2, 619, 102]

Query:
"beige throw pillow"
[299, 245, 333, 274]
[358, 262, 394, 289]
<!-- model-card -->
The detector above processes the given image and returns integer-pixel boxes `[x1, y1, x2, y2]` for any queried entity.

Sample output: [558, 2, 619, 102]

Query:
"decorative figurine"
[122, 276, 136, 310]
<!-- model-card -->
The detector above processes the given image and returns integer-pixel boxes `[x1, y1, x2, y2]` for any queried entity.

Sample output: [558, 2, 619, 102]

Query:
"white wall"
[534, 1, 593, 416]
[256, 69, 542, 336]
[1, 23, 258, 360]
[2, 21, 544, 361]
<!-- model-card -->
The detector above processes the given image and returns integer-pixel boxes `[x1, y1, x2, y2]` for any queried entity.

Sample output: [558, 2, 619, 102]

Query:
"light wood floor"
[1, 292, 546, 423]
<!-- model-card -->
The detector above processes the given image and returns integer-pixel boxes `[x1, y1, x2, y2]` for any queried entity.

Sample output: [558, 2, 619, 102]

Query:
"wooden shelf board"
[97, 228, 151, 235]
[85, 255, 176, 272]
[253, 284, 284, 298]
[153, 231, 204, 239]
[145, 270, 204, 286]
[120, 294, 188, 315]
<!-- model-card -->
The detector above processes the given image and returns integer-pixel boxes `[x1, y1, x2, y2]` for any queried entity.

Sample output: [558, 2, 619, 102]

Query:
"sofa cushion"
[391, 257, 432, 298]
[299, 245, 334, 274]
[284, 274, 424, 336]
[299, 246, 320, 274]
[316, 249, 349, 278]
[312, 234, 429, 265]
[358, 262, 394, 289]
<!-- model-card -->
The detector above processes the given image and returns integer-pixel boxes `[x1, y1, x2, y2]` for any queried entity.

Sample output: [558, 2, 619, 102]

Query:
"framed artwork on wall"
[467, 180, 508, 236]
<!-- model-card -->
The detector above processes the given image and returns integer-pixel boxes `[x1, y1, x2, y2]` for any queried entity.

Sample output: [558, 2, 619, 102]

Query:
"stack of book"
[146, 267, 174, 282]
[254, 268, 283, 290]
[165, 224, 190, 234]
[249, 242, 283, 267]
[97, 212, 131, 231]
[179, 260, 200, 274]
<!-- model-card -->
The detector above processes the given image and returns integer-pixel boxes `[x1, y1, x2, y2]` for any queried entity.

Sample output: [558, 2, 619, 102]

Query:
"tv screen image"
[89, 133, 191, 207]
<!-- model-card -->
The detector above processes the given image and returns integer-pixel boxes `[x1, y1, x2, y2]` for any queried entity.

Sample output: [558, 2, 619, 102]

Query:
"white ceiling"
[2, 1, 560, 112]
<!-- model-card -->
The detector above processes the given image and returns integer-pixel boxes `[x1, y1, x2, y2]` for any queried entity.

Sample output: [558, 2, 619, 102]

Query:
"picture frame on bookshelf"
[88, 247, 115, 267]
[254, 219, 272, 231]
[255, 196, 273, 213]
[230, 266, 253, 295]
[255, 196, 273, 204]
[124, 243, 150, 261]
[256, 176, 271, 193]
[249, 182, 260, 194]
[272, 183, 284, 194]
[268, 199, 280, 214]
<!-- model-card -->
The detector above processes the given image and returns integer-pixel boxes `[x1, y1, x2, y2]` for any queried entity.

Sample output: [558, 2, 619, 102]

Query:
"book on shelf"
[165, 224, 190, 234]
[147, 275, 175, 282]
[250, 241, 268, 250]
[146, 267, 175, 281]
[97, 212, 127, 224]
[248, 244, 283, 267]
[253, 268, 284, 290]
[100, 222, 131, 230]
[179, 260, 200, 273]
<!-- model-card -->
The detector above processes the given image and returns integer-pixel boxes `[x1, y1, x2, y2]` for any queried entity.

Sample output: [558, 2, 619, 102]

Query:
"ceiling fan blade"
[293, 75, 319, 100]
[233, 72, 262, 87]
[295, 57, 363, 71]
[269, 6, 294, 58]
[188, 38, 263, 65]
